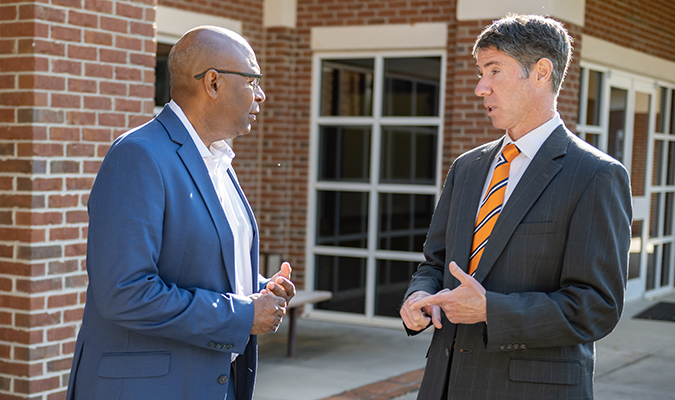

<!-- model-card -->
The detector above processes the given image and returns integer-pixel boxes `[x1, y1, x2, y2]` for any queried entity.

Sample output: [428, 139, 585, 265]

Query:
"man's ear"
[534, 58, 553, 87]
[202, 70, 220, 99]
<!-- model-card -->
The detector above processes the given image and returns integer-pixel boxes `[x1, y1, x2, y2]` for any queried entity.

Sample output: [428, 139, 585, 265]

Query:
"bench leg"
[287, 307, 298, 357]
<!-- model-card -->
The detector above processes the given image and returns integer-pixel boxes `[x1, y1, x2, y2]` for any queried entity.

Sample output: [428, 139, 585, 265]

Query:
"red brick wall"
[0, 0, 156, 397]
[584, 0, 675, 63]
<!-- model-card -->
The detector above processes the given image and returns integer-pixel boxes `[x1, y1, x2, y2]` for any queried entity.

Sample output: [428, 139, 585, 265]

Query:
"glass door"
[646, 84, 675, 297]
[597, 74, 657, 301]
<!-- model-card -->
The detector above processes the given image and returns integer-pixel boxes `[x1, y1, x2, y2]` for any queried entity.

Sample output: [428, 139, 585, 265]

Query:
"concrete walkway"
[254, 292, 675, 400]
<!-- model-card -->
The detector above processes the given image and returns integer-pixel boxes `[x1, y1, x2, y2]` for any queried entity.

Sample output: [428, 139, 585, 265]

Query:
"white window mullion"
[365, 55, 385, 319]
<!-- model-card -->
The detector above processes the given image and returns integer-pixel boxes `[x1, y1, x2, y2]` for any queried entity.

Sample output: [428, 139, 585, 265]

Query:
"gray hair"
[472, 14, 573, 94]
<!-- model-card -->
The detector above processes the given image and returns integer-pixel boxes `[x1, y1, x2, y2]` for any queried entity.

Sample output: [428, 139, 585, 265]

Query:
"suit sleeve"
[401, 164, 457, 334]
[484, 161, 632, 351]
[86, 138, 254, 353]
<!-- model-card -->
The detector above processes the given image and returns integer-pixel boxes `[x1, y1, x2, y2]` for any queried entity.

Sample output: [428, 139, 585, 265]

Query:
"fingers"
[430, 305, 442, 329]
[401, 291, 434, 331]
[409, 294, 437, 310]
[251, 293, 287, 335]
[265, 276, 295, 303]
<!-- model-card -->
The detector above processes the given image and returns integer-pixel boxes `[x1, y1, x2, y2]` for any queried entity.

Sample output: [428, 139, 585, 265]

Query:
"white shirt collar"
[168, 100, 236, 165]
[503, 113, 563, 160]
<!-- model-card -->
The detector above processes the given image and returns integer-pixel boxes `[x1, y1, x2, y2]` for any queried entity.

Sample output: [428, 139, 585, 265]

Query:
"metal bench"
[285, 290, 332, 357]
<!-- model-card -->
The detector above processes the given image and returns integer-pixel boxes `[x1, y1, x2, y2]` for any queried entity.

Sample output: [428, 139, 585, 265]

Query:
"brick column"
[0, 0, 155, 398]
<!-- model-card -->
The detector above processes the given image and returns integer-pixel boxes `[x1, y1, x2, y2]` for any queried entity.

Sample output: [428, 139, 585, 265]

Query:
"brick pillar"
[450, 19, 503, 161]
[257, 26, 304, 282]
[0, 0, 155, 398]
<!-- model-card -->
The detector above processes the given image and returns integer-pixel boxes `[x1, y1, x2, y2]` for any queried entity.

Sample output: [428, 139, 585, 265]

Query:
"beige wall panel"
[582, 35, 675, 83]
[311, 23, 447, 51]
[457, 0, 585, 26]
[157, 5, 243, 43]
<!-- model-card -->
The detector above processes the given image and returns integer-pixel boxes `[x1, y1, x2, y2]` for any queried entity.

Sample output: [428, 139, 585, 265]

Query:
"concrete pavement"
[254, 292, 675, 400]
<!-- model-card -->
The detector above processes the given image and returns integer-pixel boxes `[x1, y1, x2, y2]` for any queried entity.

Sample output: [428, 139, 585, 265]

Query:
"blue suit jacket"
[67, 106, 266, 400]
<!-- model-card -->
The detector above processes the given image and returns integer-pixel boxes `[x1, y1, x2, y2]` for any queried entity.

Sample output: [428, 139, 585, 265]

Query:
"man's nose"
[474, 78, 489, 97]
[256, 86, 266, 103]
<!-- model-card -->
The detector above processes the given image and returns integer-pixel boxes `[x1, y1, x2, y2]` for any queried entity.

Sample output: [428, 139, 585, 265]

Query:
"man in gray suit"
[400, 14, 631, 400]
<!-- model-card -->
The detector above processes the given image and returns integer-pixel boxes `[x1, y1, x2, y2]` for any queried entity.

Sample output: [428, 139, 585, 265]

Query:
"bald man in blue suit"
[66, 27, 295, 400]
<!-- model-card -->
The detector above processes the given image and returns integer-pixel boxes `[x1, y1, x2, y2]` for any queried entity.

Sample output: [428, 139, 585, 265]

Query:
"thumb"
[449, 261, 471, 285]
[280, 262, 292, 279]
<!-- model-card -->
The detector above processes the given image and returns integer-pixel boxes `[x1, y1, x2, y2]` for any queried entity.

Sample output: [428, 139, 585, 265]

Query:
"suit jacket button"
[208, 341, 216, 348]
[218, 375, 228, 385]
[445, 348, 450, 357]
[499, 345, 506, 351]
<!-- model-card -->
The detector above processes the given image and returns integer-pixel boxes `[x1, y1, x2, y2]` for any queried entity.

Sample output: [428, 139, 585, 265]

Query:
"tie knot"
[502, 143, 520, 163]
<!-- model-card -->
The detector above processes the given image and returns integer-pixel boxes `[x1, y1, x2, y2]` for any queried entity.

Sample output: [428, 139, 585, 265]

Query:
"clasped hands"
[400, 262, 487, 331]
[250, 262, 296, 335]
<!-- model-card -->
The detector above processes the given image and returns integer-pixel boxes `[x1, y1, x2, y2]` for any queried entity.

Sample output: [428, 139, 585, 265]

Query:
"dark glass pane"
[577, 68, 584, 125]
[155, 43, 172, 107]
[646, 244, 658, 291]
[629, 220, 642, 280]
[316, 191, 368, 248]
[321, 59, 374, 116]
[654, 140, 664, 186]
[586, 70, 602, 126]
[661, 242, 671, 288]
[383, 57, 441, 117]
[315, 255, 366, 314]
[380, 126, 437, 184]
[375, 259, 417, 317]
[378, 193, 434, 252]
[665, 192, 674, 236]
[650, 193, 661, 238]
[631, 92, 650, 196]
[318, 126, 371, 182]
[608, 87, 627, 163]
[671, 90, 675, 135]
[656, 87, 667, 133]
[585, 134, 600, 148]
[668, 142, 675, 186]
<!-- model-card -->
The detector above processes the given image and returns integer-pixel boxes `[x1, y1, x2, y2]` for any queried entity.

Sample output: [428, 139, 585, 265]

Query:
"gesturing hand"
[261, 262, 296, 305]
[409, 262, 487, 325]
[250, 293, 286, 335]
[400, 291, 442, 331]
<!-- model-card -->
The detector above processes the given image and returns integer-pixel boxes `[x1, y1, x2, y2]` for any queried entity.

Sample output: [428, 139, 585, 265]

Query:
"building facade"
[0, 0, 673, 397]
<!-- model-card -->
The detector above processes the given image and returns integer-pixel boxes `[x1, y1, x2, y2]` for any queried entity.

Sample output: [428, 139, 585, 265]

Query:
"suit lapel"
[156, 106, 238, 292]
[472, 125, 571, 283]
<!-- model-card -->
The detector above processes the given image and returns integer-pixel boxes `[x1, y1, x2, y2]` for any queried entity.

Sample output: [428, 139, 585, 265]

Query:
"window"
[309, 54, 444, 321]
[155, 43, 173, 113]
[578, 64, 675, 298]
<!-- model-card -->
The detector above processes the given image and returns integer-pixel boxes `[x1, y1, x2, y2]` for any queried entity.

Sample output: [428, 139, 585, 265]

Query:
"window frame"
[578, 61, 675, 300]
[306, 50, 447, 326]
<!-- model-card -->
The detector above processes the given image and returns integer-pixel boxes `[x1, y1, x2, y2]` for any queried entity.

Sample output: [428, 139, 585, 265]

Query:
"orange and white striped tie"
[469, 143, 521, 275]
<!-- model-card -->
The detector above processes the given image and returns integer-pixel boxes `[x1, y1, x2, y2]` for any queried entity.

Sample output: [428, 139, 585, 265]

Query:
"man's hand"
[409, 262, 487, 325]
[262, 262, 296, 304]
[400, 291, 442, 331]
[250, 293, 286, 335]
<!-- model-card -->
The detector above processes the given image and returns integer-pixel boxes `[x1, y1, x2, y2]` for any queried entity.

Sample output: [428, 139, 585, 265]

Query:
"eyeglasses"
[194, 69, 262, 91]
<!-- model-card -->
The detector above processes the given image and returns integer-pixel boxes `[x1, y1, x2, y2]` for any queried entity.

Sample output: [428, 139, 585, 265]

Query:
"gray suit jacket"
[405, 125, 632, 400]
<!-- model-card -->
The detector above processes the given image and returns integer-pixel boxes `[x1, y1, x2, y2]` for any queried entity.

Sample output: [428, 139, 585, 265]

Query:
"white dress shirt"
[478, 113, 564, 212]
[168, 101, 254, 298]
